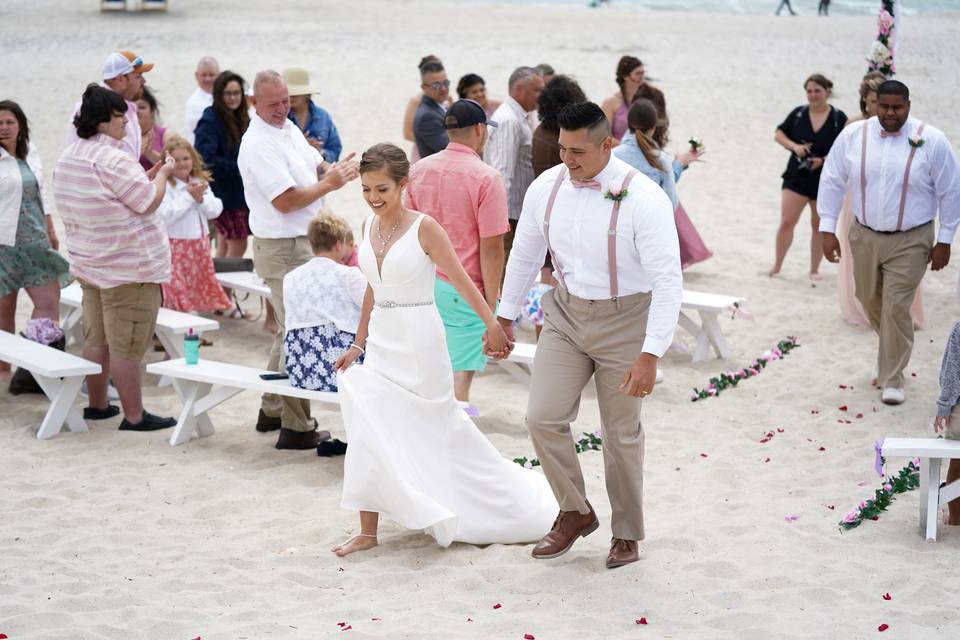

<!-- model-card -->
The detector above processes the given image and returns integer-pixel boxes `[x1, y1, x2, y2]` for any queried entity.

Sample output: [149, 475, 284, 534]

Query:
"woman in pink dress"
[136, 86, 166, 171]
[836, 72, 924, 328]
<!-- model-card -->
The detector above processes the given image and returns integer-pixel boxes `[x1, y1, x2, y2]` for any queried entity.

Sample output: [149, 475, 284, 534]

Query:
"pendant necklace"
[376, 215, 403, 255]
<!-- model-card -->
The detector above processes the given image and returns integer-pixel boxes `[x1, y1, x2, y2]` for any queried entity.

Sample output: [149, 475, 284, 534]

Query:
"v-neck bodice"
[358, 213, 435, 303]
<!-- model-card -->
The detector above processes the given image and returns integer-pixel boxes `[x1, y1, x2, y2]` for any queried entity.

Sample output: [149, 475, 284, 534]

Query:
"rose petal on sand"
[839, 405, 848, 411]
[371, 617, 382, 621]
[856, 413, 864, 419]
[784, 514, 799, 522]
[764, 457, 771, 463]
[826, 505, 835, 510]
[467, 618, 474, 622]
[878, 623, 889, 631]
[777, 428, 785, 433]
[882, 593, 892, 601]
[525, 634, 536, 639]
[337, 623, 347, 628]
[818, 446, 826, 451]
[341, 626, 352, 631]
[839, 384, 848, 389]
[700, 453, 708, 458]
[636, 617, 648, 625]
[493, 603, 502, 610]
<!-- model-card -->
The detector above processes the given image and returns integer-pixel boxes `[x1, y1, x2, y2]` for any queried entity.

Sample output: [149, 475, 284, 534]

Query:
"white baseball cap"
[102, 52, 134, 80]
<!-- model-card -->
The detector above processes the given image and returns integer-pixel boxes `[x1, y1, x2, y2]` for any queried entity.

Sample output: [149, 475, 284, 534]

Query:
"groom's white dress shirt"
[498, 155, 683, 357]
[818, 116, 960, 244]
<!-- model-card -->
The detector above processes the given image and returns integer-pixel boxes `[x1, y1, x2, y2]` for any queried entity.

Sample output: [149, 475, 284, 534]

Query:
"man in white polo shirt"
[238, 69, 359, 450]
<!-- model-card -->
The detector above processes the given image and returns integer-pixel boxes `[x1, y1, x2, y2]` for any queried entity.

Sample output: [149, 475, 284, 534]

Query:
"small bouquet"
[908, 132, 925, 149]
[688, 136, 704, 152]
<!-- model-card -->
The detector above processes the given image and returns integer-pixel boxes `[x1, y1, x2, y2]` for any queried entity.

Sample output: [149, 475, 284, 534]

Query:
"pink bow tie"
[570, 178, 602, 191]
[879, 129, 902, 138]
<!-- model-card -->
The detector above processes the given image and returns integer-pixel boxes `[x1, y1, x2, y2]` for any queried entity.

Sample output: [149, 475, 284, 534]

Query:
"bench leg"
[699, 310, 730, 359]
[169, 380, 211, 446]
[33, 374, 87, 440]
[919, 457, 941, 542]
[154, 328, 185, 388]
[677, 312, 709, 363]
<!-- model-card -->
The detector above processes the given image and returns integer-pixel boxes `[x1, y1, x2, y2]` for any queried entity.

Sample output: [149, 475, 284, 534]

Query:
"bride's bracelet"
[349, 343, 365, 355]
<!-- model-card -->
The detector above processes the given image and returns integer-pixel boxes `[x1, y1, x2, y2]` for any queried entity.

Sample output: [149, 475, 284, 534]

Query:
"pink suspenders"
[542, 167, 639, 299]
[860, 121, 926, 232]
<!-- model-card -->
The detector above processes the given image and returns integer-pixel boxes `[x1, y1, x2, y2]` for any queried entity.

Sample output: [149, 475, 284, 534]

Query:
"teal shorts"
[434, 278, 488, 372]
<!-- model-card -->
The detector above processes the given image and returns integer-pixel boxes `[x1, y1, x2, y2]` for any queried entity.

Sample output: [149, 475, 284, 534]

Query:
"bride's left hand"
[483, 323, 513, 360]
[335, 347, 361, 372]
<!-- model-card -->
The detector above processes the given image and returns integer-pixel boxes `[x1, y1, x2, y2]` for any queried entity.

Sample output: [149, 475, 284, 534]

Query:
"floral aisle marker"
[514, 431, 602, 468]
[867, 0, 898, 77]
[839, 442, 920, 530]
[690, 337, 800, 402]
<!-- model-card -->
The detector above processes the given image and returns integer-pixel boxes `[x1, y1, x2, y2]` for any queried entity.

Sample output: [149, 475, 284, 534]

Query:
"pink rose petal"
[878, 623, 889, 631]
[493, 603, 502, 610]
[525, 635, 536, 640]
[784, 514, 799, 522]
[882, 593, 892, 601]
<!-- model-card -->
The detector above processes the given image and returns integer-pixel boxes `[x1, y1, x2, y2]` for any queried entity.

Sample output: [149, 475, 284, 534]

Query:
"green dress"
[0, 159, 71, 297]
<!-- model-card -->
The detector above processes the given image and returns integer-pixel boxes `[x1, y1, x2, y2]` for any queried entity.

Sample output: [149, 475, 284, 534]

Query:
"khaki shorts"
[948, 405, 960, 441]
[80, 280, 162, 361]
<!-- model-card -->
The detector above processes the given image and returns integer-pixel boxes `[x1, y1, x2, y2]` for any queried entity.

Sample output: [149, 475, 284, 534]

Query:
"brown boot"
[531, 502, 599, 559]
[275, 428, 331, 450]
[606, 538, 639, 569]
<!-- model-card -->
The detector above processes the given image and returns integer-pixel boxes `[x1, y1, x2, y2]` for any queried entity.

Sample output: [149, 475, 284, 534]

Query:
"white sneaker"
[655, 368, 664, 384]
[881, 387, 905, 405]
[81, 380, 120, 401]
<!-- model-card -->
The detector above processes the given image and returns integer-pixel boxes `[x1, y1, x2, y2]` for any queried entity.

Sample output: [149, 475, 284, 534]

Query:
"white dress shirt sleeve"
[498, 178, 549, 321]
[632, 188, 683, 357]
[485, 119, 520, 202]
[199, 184, 223, 220]
[929, 133, 960, 244]
[817, 124, 855, 234]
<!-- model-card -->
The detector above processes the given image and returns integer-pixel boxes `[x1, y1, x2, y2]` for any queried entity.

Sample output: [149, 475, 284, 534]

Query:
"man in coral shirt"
[406, 99, 508, 405]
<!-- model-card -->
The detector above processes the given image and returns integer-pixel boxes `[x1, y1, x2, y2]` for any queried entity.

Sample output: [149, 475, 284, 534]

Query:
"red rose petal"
[467, 618, 474, 622]
[337, 623, 347, 628]
[342, 626, 352, 632]
[636, 617, 648, 625]
[1, 635, 8, 639]
[371, 617, 382, 621]
[777, 428, 785, 433]
[493, 603, 502, 609]
[882, 593, 892, 601]
[700, 453, 708, 458]
[878, 623, 889, 631]
[818, 446, 826, 451]
[525, 635, 536, 640]
[764, 457, 771, 463]
[911, 373, 917, 377]
[839, 384, 847, 389]
[856, 413, 864, 419]
[870, 516, 879, 521]
[826, 505, 835, 510]
[839, 405, 848, 411]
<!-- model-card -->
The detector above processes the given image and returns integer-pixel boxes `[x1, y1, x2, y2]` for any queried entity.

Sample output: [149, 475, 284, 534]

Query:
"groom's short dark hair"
[877, 80, 909, 101]
[557, 102, 610, 142]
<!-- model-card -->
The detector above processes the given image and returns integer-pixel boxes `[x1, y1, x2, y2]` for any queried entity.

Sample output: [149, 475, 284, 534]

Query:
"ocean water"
[460, 0, 960, 15]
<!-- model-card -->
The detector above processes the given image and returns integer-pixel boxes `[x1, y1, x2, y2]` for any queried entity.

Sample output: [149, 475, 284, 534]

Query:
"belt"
[375, 300, 433, 309]
[860, 220, 932, 235]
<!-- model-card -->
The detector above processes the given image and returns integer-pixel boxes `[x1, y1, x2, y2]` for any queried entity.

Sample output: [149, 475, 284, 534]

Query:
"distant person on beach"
[53, 84, 176, 432]
[835, 72, 925, 330]
[819, 80, 960, 406]
[238, 69, 359, 449]
[67, 51, 153, 160]
[456, 73, 501, 118]
[403, 55, 452, 162]
[184, 56, 218, 144]
[775, 0, 797, 16]
[534, 63, 555, 85]
[484, 66, 544, 263]
[406, 99, 509, 407]
[934, 321, 960, 526]
[769, 73, 847, 279]
[601, 56, 666, 144]
[136, 86, 166, 170]
[284, 67, 343, 163]
[412, 57, 451, 159]
[818, 0, 830, 16]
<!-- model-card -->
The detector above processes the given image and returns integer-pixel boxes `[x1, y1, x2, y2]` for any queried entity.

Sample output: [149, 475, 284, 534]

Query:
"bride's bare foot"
[809, 272, 823, 281]
[766, 266, 780, 277]
[331, 534, 378, 557]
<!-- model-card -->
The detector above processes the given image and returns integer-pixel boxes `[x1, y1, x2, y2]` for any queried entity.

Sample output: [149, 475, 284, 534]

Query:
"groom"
[496, 102, 682, 568]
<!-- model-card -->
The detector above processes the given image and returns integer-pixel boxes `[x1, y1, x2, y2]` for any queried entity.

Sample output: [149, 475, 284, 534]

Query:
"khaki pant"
[849, 220, 934, 389]
[525, 287, 650, 541]
[253, 236, 314, 431]
[80, 280, 162, 361]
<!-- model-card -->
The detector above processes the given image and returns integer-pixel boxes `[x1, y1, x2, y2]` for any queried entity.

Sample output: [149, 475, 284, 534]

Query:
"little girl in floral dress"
[157, 135, 232, 313]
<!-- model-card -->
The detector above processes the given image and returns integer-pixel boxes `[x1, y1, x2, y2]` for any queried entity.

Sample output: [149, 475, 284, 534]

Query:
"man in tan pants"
[820, 80, 960, 405]
[497, 102, 682, 569]
[238, 70, 358, 449]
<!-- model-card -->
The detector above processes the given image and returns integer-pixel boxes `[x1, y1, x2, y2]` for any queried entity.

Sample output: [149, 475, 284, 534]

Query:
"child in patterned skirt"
[157, 135, 231, 313]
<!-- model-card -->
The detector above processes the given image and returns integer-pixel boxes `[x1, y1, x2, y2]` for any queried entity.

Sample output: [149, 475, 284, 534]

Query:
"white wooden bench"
[58, 283, 219, 385]
[146, 358, 339, 446]
[881, 437, 960, 542]
[498, 342, 663, 386]
[215, 271, 272, 303]
[0, 330, 101, 440]
[677, 290, 746, 363]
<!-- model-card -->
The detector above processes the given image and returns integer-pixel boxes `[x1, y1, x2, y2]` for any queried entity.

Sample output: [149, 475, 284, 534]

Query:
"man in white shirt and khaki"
[238, 70, 359, 450]
[183, 56, 219, 144]
[820, 80, 960, 406]
[496, 102, 682, 569]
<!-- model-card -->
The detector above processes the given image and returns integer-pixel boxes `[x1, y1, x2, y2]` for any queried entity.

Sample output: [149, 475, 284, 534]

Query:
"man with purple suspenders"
[496, 102, 682, 569]
[820, 80, 960, 406]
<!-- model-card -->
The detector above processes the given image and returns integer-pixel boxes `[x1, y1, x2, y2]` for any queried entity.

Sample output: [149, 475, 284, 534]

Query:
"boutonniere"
[908, 133, 925, 148]
[604, 188, 629, 202]
[688, 136, 704, 152]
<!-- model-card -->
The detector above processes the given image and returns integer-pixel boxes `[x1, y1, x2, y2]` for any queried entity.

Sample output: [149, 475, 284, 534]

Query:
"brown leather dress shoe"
[275, 428, 331, 450]
[606, 538, 639, 569]
[531, 503, 599, 559]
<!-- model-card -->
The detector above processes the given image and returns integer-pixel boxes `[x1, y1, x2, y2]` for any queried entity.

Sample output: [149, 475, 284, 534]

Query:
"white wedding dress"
[337, 214, 557, 547]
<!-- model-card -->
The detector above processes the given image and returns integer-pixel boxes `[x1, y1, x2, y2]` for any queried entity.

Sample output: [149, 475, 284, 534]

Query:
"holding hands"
[483, 319, 514, 360]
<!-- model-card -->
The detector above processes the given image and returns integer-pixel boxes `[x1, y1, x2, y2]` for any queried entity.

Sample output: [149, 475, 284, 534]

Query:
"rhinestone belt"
[375, 300, 434, 309]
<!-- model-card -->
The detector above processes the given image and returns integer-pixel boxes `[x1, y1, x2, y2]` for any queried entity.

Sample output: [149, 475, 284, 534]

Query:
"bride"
[332, 143, 558, 557]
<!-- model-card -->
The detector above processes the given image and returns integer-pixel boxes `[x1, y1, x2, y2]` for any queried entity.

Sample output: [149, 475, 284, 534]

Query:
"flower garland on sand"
[690, 337, 799, 402]
[514, 431, 602, 468]
[867, 0, 897, 77]
[839, 443, 920, 530]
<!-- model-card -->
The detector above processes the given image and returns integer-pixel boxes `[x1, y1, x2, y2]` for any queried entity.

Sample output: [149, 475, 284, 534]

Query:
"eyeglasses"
[425, 80, 450, 91]
[223, 90, 244, 98]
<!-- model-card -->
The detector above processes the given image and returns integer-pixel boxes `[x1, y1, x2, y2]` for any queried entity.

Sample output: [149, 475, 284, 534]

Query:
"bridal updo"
[359, 143, 410, 183]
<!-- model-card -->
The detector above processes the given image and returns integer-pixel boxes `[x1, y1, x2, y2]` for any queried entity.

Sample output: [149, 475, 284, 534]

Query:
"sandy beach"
[2, 0, 960, 637]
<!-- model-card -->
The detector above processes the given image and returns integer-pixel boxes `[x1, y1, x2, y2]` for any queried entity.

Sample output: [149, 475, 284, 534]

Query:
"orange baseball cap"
[120, 50, 154, 73]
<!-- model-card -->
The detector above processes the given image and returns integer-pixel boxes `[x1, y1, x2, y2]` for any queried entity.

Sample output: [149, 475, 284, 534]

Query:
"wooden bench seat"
[0, 330, 101, 439]
[146, 358, 339, 446]
[882, 437, 960, 542]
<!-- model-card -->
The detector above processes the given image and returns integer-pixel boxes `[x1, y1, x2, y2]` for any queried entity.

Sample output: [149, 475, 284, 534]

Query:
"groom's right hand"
[497, 316, 515, 344]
